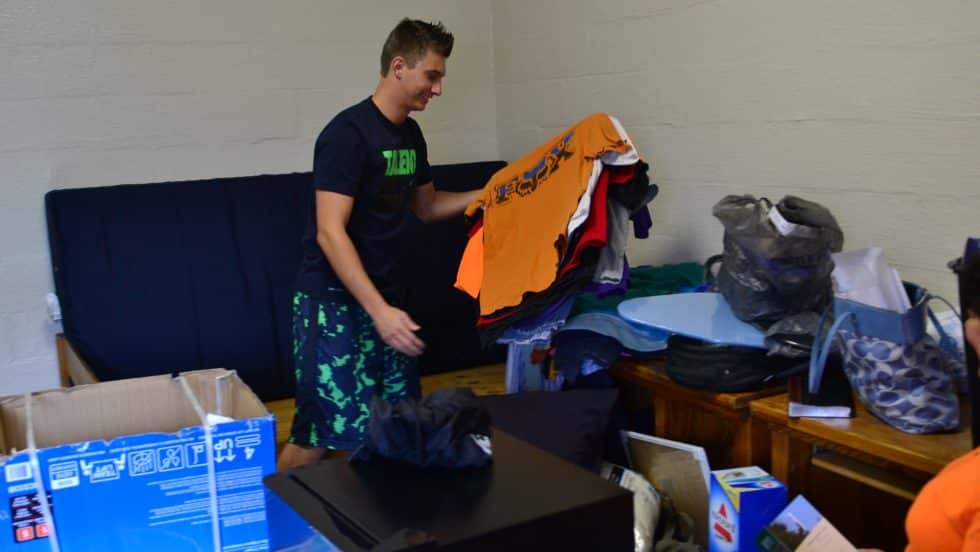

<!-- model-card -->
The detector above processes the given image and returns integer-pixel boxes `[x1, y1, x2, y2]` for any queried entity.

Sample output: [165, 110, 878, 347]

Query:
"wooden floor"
[265, 363, 506, 451]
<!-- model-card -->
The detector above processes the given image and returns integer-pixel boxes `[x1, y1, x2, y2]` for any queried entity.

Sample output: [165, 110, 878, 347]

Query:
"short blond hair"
[380, 18, 454, 76]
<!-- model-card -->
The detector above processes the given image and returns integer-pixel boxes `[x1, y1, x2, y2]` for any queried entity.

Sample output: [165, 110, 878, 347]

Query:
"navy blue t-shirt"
[296, 97, 432, 302]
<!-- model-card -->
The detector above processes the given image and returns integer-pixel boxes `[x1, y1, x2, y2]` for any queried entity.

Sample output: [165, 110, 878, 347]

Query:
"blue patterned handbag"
[809, 283, 964, 434]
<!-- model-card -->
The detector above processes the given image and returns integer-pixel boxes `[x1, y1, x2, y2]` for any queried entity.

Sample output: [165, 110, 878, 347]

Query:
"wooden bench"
[750, 392, 971, 499]
[610, 358, 783, 469]
[750, 392, 971, 549]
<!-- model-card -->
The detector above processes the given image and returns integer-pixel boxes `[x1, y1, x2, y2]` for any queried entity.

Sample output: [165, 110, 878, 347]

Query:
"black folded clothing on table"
[350, 388, 493, 469]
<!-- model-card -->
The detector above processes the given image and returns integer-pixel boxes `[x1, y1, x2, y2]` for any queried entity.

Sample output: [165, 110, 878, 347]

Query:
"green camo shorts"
[288, 289, 419, 450]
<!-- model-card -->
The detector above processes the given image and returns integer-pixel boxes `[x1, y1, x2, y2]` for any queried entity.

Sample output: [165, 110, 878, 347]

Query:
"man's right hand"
[370, 304, 425, 357]
[315, 190, 426, 357]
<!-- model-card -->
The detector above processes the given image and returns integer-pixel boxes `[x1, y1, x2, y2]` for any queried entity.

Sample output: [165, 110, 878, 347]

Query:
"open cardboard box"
[0, 369, 276, 551]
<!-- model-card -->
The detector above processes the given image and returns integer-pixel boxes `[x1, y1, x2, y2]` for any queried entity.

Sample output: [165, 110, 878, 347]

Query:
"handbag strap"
[925, 294, 962, 361]
[809, 308, 854, 393]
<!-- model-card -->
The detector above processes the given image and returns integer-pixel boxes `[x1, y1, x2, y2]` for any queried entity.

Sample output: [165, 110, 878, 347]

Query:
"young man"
[278, 19, 482, 470]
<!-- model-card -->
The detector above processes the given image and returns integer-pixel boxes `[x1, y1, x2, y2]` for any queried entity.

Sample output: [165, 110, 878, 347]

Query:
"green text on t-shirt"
[382, 149, 416, 177]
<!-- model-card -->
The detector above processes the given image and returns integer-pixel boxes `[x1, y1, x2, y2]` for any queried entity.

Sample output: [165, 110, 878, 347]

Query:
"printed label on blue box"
[709, 467, 787, 552]
[1, 417, 275, 551]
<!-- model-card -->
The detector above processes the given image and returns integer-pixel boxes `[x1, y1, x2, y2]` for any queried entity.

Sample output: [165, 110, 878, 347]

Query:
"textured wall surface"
[493, 0, 978, 299]
[0, 1, 496, 393]
[3, 1, 978, 393]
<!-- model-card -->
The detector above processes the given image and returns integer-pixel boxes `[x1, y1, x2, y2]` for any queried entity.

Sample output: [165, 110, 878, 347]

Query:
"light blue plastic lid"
[617, 292, 766, 349]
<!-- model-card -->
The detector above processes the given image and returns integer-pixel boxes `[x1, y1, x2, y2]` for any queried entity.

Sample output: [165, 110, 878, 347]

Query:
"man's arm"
[315, 190, 424, 356]
[410, 182, 482, 223]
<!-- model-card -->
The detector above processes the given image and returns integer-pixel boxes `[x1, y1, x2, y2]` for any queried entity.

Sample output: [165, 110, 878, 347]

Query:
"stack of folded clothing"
[454, 113, 657, 346]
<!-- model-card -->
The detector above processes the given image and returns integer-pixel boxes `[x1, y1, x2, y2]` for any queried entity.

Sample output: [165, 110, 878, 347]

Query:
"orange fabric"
[454, 225, 485, 299]
[906, 447, 980, 552]
[463, 113, 634, 315]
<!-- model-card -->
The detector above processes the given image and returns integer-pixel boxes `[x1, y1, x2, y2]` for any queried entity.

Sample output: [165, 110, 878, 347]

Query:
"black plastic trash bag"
[712, 194, 844, 327]
[350, 387, 493, 469]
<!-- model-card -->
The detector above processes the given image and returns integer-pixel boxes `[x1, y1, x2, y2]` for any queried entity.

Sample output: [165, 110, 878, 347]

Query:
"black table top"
[265, 430, 631, 550]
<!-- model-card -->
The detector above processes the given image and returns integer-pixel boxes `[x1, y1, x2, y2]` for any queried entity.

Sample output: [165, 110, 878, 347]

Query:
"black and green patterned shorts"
[288, 289, 420, 450]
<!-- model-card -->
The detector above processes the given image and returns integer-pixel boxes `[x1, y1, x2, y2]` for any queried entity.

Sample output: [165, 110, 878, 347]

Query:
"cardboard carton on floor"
[622, 431, 711, 548]
[0, 369, 276, 551]
[708, 466, 787, 552]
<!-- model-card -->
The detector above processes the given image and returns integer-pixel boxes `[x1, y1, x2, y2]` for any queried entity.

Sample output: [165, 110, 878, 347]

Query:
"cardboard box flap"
[625, 432, 710, 547]
[0, 369, 268, 455]
[35, 374, 201, 449]
[181, 369, 268, 420]
[0, 408, 6, 455]
[0, 396, 29, 454]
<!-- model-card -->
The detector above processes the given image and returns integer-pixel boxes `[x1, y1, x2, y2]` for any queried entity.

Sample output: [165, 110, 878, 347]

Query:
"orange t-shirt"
[906, 447, 980, 551]
[455, 225, 484, 299]
[462, 113, 634, 315]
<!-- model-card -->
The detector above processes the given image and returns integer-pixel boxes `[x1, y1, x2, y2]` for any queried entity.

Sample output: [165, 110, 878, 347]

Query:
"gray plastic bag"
[712, 195, 844, 327]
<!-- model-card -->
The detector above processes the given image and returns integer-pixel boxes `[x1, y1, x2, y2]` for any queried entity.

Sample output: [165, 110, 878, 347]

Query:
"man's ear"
[390, 56, 406, 80]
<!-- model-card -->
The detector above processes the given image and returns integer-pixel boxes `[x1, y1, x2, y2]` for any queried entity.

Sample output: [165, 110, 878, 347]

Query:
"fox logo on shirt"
[493, 132, 574, 205]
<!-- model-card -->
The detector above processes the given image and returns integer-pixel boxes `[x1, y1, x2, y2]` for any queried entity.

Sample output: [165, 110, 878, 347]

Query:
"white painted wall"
[0, 1, 497, 394]
[493, 1, 979, 300]
[4, 1, 978, 393]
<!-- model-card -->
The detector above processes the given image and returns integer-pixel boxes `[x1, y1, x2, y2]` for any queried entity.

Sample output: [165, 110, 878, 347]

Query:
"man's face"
[396, 49, 446, 111]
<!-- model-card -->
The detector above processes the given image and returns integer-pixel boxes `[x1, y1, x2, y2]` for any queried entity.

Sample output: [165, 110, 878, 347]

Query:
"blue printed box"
[0, 369, 276, 551]
[708, 466, 787, 552]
